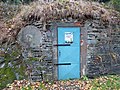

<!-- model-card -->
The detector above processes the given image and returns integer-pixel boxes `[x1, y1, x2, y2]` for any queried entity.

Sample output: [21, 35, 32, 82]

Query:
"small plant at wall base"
[81, 75, 89, 81]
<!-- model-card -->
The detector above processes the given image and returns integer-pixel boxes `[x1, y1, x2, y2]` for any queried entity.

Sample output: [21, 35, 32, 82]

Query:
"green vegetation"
[0, 43, 42, 89]
[0, 67, 16, 88]
[81, 75, 89, 81]
[0, 0, 34, 4]
[91, 75, 120, 90]
[0, 45, 27, 89]
[110, 0, 120, 12]
[91, 0, 120, 12]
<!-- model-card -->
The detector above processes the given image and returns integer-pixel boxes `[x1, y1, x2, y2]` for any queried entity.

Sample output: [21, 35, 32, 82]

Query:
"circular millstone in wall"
[17, 25, 42, 48]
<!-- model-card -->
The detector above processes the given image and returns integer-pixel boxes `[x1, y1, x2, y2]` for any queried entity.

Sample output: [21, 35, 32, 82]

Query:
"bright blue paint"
[58, 27, 80, 80]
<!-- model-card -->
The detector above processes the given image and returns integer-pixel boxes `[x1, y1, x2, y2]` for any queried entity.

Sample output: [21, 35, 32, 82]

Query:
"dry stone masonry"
[86, 20, 120, 77]
[17, 18, 120, 81]
[18, 23, 53, 81]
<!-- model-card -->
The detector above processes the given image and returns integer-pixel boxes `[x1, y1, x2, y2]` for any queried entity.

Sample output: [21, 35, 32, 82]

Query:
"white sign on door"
[65, 32, 73, 43]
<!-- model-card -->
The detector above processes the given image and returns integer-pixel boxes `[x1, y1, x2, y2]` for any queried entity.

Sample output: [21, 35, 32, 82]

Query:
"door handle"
[59, 50, 61, 57]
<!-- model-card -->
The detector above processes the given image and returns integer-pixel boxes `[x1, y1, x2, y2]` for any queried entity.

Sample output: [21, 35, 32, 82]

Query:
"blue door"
[58, 27, 80, 80]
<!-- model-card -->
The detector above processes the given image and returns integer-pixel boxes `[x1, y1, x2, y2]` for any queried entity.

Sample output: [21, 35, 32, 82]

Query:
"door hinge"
[54, 44, 71, 46]
[54, 63, 71, 65]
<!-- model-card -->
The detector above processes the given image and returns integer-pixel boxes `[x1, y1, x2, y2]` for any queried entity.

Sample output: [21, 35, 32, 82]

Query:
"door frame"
[57, 26, 81, 80]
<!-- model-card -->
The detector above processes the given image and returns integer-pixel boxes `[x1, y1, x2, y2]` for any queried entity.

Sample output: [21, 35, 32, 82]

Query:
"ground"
[3, 75, 120, 90]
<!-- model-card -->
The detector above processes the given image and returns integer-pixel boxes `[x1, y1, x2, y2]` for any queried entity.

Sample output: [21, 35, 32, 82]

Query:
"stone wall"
[86, 20, 120, 77]
[17, 19, 120, 81]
